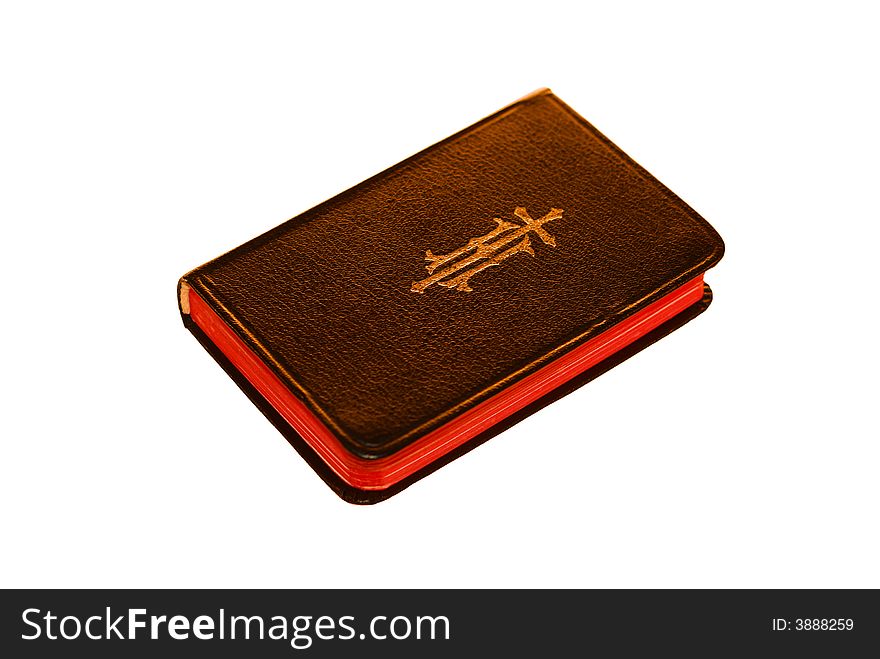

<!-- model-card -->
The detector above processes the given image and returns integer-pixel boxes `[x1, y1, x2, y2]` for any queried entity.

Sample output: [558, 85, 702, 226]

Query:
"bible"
[178, 89, 724, 503]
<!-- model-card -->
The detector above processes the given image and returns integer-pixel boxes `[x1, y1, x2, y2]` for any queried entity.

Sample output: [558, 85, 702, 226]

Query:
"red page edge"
[187, 276, 705, 491]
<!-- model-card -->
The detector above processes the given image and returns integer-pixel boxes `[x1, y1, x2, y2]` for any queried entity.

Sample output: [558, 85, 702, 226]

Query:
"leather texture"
[179, 89, 724, 460]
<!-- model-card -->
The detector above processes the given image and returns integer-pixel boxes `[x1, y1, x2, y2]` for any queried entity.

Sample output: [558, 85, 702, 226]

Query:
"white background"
[1, 2, 878, 588]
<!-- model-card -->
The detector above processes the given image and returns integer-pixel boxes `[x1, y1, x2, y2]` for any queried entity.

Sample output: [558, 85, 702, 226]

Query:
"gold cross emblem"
[411, 207, 563, 293]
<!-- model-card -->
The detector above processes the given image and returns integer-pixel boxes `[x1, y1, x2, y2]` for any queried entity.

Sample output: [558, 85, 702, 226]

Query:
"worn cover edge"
[181, 284, 714, 504]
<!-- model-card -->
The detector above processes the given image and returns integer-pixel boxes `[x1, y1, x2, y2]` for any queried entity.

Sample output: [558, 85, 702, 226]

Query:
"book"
[178, 88, 725, 504]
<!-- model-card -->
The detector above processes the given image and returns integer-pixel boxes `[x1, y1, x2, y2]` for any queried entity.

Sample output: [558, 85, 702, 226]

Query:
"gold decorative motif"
[411, 207, 563, 293]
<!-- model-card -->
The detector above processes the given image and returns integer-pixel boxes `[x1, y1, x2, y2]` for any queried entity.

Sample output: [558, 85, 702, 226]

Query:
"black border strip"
[2, 588, 877, 657]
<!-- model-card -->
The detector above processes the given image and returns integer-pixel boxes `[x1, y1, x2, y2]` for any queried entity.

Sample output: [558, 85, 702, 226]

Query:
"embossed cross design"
[411, 207, 563, 293]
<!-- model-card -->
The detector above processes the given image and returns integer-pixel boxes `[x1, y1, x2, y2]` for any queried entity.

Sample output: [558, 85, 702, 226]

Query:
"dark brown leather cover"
[179, 88, 724, 462]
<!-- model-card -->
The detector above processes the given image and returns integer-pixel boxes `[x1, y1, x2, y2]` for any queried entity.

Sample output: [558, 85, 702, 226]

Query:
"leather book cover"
[178, 88, 724, 503]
